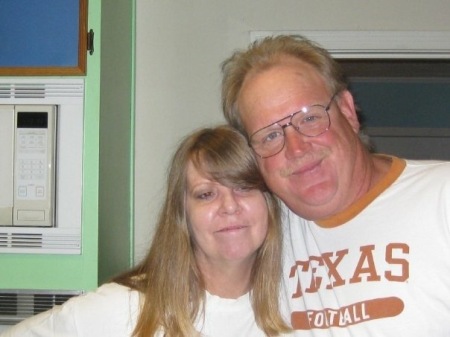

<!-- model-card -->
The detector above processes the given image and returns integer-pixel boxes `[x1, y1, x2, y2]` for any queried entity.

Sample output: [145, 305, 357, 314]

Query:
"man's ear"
[336, 90, 360, 133]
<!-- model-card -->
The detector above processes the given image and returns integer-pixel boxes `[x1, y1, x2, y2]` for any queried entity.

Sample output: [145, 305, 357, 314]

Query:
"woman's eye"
[234, 187, 252, 193]
[234, 187, 258, 197]
[196, 191, 214, 200]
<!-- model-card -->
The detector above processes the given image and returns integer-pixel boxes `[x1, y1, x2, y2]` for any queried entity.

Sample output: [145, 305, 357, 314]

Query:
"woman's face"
[185, 160, 269, 268]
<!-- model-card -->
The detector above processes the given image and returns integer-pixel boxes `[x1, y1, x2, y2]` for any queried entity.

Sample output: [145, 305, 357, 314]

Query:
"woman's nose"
[220, 190, 241, 214]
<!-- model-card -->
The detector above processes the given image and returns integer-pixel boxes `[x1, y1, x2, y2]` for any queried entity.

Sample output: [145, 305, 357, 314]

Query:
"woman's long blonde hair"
[114, 125, 290, 336]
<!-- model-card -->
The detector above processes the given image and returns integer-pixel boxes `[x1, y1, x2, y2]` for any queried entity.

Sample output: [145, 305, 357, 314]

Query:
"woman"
[2, 125, 290, 337]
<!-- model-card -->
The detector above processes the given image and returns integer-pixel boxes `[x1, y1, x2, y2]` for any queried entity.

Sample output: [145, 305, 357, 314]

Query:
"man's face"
[237, 57, 361, 220]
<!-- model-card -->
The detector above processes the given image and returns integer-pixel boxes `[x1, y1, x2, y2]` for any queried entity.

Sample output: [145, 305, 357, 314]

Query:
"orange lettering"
[350, 245, 381, 283]
[304, 256, 324, 293]
[290, 260, 310, 298]
[322, 249, 348, 289]
[385, 243, 409, 281]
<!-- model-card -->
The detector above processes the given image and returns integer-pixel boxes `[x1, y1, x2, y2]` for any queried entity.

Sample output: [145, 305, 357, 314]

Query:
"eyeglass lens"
[250, 104, 331, 158]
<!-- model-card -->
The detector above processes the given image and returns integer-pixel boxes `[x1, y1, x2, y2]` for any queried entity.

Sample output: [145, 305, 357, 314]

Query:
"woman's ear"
[336, 90, 360, 133]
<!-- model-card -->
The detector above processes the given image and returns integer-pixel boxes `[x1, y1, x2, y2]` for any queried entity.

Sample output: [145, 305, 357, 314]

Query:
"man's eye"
[262, 130, 283, 143]
[302, 113, 322, 124]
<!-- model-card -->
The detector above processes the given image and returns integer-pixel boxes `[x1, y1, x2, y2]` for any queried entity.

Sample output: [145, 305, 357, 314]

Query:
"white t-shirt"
[280, 157, 450, 336]
[1, 282, 267, 337]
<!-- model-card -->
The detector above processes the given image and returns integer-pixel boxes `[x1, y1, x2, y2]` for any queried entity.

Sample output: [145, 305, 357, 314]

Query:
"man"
[221, 35, 450, 336]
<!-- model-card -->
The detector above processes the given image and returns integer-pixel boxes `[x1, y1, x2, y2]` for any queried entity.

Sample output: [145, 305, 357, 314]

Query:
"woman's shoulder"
[65, 282, 141, 320]
[85, 282, 139, 300]
[1, 283, 140, 337]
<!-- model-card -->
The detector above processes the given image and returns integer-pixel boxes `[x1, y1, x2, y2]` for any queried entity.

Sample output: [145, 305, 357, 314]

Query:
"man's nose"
[283, 126, 310, 158]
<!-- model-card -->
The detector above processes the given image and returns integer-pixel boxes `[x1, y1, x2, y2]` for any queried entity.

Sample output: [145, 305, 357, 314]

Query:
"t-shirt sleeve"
[0, 283, 140, 337]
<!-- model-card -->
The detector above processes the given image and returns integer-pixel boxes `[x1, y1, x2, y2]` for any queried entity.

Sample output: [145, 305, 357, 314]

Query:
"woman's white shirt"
[1, 283, 267, 337]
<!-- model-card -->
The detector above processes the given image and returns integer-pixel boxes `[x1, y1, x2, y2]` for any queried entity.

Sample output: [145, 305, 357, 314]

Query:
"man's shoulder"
[404, 158, 450, 175]
[393, 159, 450, 196]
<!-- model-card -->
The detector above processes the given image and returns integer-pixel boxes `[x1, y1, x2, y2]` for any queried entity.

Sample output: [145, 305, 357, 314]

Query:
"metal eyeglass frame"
[249, 93, 337, 158]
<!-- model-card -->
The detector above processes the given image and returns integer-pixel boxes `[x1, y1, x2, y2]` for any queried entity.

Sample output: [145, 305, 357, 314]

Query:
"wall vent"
[0, 82, 83, 100]
[0, 85, 11, 99]
[0, 289, 83, 325]
[0, 232, 81, 250]
[0, 231, 81, 254]
[0, 233, 43, 248]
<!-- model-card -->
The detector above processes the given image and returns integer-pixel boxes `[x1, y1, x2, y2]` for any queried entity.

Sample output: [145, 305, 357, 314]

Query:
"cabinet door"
[0, 0, 88, 75]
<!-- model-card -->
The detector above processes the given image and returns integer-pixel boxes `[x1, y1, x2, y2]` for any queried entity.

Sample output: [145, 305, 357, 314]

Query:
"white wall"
[134, 0, 450, 261]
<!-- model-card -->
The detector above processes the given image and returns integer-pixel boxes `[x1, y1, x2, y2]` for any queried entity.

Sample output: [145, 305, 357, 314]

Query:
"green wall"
[98, 0, 135, 283]
[0, 0, 136, 291]
[0, 0, 105, 292]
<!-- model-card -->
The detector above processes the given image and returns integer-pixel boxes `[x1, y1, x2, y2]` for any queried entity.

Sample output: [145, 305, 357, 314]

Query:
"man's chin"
[283, 191, 335, 219]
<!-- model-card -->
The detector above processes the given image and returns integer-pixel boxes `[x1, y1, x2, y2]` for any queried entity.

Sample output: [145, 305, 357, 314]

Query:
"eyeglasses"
[249, 94, 336, 158]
